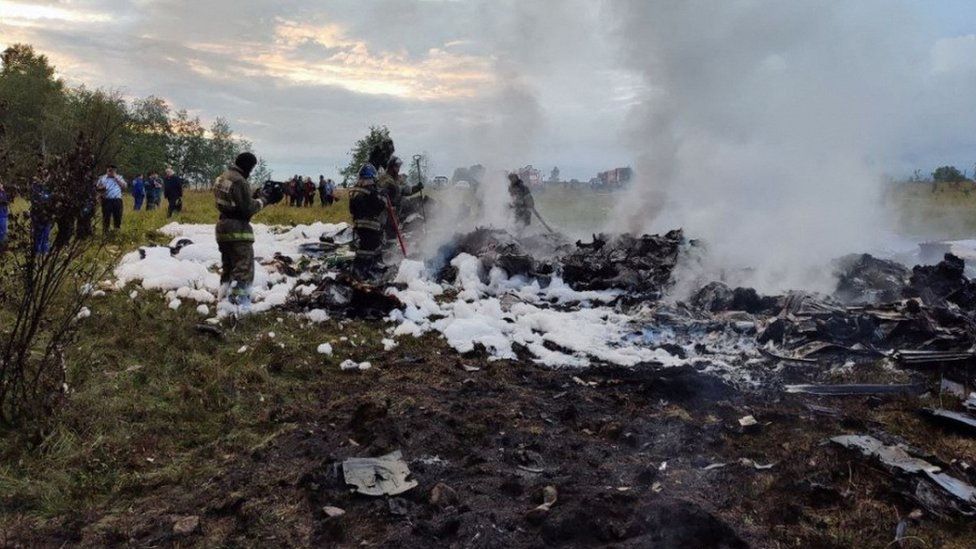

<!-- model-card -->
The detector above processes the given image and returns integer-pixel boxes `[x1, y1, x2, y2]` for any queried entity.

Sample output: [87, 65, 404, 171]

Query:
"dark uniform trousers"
[218, 240, 255, 293]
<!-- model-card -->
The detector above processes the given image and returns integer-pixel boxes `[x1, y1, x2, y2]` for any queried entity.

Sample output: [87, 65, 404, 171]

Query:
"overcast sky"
[1, 0, 975, 181]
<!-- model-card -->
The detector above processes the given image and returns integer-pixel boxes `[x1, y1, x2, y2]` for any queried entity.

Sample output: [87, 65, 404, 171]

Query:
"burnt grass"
[5, 322, 976, 548]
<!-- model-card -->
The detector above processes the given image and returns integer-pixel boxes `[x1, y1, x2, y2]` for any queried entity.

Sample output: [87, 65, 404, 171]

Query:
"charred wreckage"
[130, 220, 976, 520]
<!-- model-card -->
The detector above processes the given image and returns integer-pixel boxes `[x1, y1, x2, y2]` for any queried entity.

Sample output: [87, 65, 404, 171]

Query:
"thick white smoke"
[606, 1, 929, 294]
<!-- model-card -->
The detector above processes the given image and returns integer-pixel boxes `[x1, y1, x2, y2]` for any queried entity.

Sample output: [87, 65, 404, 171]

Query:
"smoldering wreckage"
[106, 213, 976, 546]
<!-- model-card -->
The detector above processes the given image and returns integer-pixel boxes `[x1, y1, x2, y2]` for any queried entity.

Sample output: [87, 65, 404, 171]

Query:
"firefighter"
[377, 156, 403, 239]
[508, 172, 534, 229]
[214, 152, 284, 312]
[348, 163, 388, 279]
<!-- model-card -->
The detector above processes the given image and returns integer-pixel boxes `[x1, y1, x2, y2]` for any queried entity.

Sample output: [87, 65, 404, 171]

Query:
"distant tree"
[932, 165, 965, 183]
[549, 166, 560, 183]
[1, 43, 267, 188]
[62, 87, 129, 170]
[340, 126, 391, 185]
[250, 157, 272, 183]
[119, 95, 172, 176]
[168, 109, 207, 184]
[201, 118, 238, 184]
[0, 44, 67, 179]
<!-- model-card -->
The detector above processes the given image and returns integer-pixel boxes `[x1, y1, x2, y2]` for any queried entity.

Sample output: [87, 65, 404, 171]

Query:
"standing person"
[348, 164, 388, 279]
[396, 172, 424, 218]
[163, 168, 184, 218]
[377, 156, 403, 240]
[508, 172, 534, 229]
[303, 176, 315, 207]
[132, 173, 146, 211]
[318, 175, 328, 206]
[285, 177, 296, 207]
[214, 152, 283, 313]
[326, 178, 337, 205]
[146, 171, 162, 210]
[31, 176, 52, 254]
[96, 165, 126, 232]
[0, 180, 9, 251]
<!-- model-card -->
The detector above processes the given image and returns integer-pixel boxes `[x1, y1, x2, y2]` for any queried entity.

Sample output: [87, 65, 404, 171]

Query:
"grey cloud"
[2, 0, 974, 191]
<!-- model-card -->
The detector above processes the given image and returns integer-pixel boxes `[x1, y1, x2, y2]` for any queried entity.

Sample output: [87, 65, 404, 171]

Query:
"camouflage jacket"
[348, 179, 387, 232]
[214, 166, 265, 242]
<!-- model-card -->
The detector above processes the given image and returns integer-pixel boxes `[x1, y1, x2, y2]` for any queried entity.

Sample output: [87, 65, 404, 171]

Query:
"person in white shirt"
[96, 165, 127, 232]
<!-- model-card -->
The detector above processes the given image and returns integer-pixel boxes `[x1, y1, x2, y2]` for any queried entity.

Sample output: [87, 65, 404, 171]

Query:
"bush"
[932, 165, 965, 183]
[0, 133, 106, 428]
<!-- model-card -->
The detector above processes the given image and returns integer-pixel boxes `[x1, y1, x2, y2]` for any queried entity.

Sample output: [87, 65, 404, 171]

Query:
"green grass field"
[885, 181, 976, 239]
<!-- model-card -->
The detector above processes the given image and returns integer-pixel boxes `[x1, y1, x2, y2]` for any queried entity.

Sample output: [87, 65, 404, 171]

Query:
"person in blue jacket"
[0, 180, 10, 251]
[30, 177, 52, 255]
[132, 173, 146, 211]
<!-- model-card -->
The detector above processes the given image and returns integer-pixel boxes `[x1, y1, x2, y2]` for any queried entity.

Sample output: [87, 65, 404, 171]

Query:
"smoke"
[404, 0, 974, 297]
[606, 1, 929, 294]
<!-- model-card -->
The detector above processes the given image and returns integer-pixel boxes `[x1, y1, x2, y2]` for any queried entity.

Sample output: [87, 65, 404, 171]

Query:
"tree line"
[0, 44, 270, 190]
[907, 165, 973, 184]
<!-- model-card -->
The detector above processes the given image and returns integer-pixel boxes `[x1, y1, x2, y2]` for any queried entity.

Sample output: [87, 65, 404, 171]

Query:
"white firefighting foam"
[114, 223, 687, 368]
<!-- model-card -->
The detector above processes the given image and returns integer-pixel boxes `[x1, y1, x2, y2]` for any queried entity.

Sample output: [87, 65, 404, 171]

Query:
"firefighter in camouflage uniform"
[214, 152, 283, 312]
[508, 172, 534, 229]
[348, 163, 388, 279]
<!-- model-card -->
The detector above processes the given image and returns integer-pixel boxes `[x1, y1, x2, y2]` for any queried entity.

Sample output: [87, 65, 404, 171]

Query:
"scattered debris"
[322, 506, 346, 518]
[831, 435, 939, 474]
[561, 231, 686, 297]
[429, 482, 459, 508]
[194, 323, 225, 340]
[289, 272, 402, 319]
[317, 343, 333, 356]
[172, 515, 200, 536]
[831, 434, 976, 515]
[832, 253, 910, 305]
[691, 281, 779, 314]
[525, 485, 558, 524]
[785, 383, 926, 396]
[966, 393, 976, 412]
[342, 450, 418, 497]
[894, 350, 976, 366]
[738, 458, 775, 470]
[738, 415, 758, 428]
[940, 378, 968, 398]
[921, 408, 976, 435]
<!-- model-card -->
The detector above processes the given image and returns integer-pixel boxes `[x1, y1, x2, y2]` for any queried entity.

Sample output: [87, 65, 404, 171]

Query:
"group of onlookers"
[128, 169, 185, 217]
[285, 175, 337, 207]
[0, 165, 189, 254]
[96, 166, 186, 232]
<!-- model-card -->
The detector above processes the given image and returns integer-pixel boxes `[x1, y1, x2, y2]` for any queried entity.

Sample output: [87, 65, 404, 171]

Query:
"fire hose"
[385, 196, 408, 256]
[531, 206, 556, 235]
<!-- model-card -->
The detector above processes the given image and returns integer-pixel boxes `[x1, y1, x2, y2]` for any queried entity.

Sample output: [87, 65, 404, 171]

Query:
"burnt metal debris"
[561, 230, 686, 296]
[433, 228, 688, 300]
[831, 434, 976, 516]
